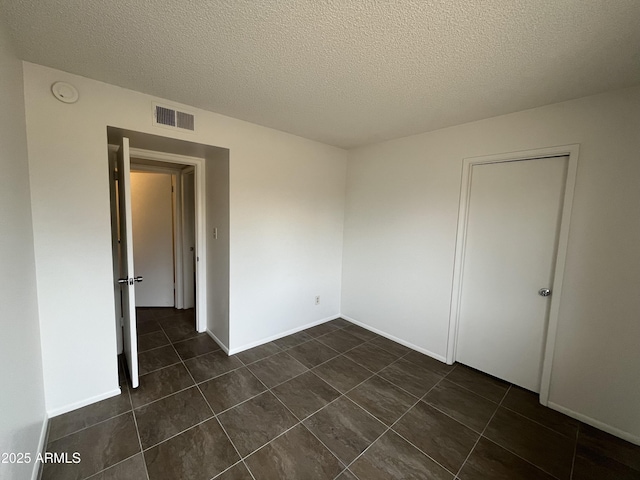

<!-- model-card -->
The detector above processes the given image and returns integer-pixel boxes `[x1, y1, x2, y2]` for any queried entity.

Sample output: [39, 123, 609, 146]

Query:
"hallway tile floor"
[42, 308, 640, 479]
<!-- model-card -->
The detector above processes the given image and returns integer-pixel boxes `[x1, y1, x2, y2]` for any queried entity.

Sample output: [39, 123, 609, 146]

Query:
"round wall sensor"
[51, 82, 79, 103]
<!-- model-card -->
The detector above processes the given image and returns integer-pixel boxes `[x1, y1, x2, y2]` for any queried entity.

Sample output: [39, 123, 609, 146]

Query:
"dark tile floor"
[42, 308, 640, 480]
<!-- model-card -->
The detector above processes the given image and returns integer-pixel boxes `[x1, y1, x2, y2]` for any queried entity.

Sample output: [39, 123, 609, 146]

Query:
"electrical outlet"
[315, 295, 320, 305]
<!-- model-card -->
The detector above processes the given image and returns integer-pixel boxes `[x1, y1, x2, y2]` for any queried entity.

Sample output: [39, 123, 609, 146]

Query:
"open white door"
[116, 137, 140, 388]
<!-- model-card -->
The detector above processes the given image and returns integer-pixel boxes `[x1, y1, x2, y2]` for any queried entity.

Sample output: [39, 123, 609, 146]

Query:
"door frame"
[128, 147, 208, 333]
[446, 144, 579, 405]
[129, 163, 186, 309]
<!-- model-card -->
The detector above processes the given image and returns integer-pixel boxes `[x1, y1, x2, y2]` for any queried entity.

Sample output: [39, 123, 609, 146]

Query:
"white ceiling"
[2, 1, 639, 148]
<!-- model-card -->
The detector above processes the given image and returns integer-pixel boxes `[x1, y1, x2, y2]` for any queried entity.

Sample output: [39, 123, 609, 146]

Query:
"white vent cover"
[153, 103, 195, 132]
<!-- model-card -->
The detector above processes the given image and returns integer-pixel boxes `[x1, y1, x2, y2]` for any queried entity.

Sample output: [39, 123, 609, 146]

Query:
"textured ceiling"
[2, 1, 640, 148]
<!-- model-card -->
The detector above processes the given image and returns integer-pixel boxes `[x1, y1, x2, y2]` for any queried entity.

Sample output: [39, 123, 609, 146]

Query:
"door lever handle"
[117, 278, 129, 285]
[134, 276, 143, 283]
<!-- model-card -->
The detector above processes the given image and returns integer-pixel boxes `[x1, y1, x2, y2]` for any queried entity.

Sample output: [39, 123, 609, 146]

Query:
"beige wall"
[342, 86, 640, 441]
[0, 24, 47, 480]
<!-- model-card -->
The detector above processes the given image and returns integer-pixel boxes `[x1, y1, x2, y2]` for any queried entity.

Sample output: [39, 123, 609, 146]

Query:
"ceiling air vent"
[153, 103, 195, 132]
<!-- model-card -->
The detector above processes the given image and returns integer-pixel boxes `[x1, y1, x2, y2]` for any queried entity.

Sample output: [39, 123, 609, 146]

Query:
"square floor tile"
[577, 423, 640, 472]
[273, 331, 313, 350]
[445, 364, 509, 403]
[344, 343, 400, 373]
[378, 358, 443, 397]
[163, 321, 198, 343]
[247, 351, 308, 388]
[502, 386, 579, 438]
[312, 355, 373, 393]
[130, 363, 195, 408]
[200, 367, 266, 414]
[144, 418, 239, 480]
[137, 320, 163, 336]
[214, 461, 254, 479]
[218, 391, 298, 457]
[458, 437, 556, 480]
[86, 453, 147, 479]
[350, 430, 454, 480]
[48, 391, 131, 443]
[484, 407, 575, 479]
[393, 401, 478, 473]
[572, 450, 640, 480]
[272, 371, 341, 420]
[423, 379, 498, 432]
[245, 424, 343, 480]
[335, 469, 358, 480]
[134, 386, 213, 449]
[43, 413, 140, 480]
[316, 329, 364, 353]
[303, 396, 386, 464]
[347, 375, 417, 426]
[183, 350, 243, 383]
[342, 324, 379, 341]
[288, 339, 339, 368]
[236, 342, 282, 364]
[368, 336, 411, 357]
[173, 334, 221, 360]
[305, 322, 342, 338]
[403, 350, 455, 376]
[138, 345, 181, 375]
[138, 331, 170, 352]
[326, 317, 351, 329]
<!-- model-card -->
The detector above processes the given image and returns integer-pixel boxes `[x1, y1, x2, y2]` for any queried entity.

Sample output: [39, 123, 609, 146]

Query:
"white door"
[456, 156, 567, 392]
[130, 172, 174, 307]
[116, 137, 140, 388]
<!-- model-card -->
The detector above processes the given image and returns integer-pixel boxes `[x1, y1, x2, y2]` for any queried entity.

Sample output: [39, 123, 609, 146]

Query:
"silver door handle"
[134, 276, 143, 283]
[117, 278, 129, 285]
[538, 288, 551, 297]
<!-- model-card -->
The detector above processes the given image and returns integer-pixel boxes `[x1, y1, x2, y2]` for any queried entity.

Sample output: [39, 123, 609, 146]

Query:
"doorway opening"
[107, 127, 230, 389]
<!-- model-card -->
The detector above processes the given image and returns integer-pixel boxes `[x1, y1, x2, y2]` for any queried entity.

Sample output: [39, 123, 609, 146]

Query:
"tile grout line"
[569, 423, 580, 480]
[167, 333, 258, 480]
[125, 377, 151, 480]
[341, 370, 456, 478]
[47, 408, 133, 445]
[454, 384, 511, 478]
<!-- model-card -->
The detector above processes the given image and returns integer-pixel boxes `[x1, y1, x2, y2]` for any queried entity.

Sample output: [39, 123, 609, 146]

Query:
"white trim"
[548, 402, 640, 446]
[47, 388, 121, 418]
[173, 173, 184, 309]
[31, 415, 49, 480]
[128, 147, 207, 333]
[340, 314, 447, 363]
[206, 330, 230, 355]
[227, 315, 341, 356]
[446, 144, 580, 403]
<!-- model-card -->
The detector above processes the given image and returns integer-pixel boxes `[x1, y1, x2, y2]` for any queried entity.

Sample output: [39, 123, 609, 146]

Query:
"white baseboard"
[206, 330, 230, 354]
[340, 314, 447, 363]
[227, 314, 341, 355]
[31, 414, 49, 480]
[547, 402, 640, 446]
[46, 387, 121, 418]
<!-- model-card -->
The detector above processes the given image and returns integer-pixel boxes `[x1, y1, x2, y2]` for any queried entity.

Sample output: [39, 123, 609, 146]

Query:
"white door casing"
[448, 145, 579, 402]
[116, 137, 139, 388]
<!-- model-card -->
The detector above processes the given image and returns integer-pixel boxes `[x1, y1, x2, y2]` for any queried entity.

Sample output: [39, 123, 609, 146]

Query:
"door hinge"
[113, 170, 119, 181]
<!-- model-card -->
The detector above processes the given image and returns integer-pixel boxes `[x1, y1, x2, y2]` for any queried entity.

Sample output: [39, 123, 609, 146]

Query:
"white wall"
[0, 24, 47, 480]
[130, 171, 174, 307]
[342, 86, 640, 441]
[22, 63, 347, 414]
